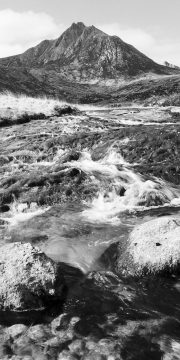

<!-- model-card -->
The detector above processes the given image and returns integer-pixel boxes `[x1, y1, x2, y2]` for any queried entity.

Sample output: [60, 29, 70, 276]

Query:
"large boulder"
[116, 216, 180, 276]
[0, 242, 64, 311]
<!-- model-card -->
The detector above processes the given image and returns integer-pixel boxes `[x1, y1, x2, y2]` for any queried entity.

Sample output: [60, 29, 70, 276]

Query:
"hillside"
[90, 75, 180, 106]
[0, 22, 179, 102]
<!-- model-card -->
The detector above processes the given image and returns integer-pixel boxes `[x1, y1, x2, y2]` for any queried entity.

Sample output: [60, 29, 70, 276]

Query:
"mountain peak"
[54, 22, 86, 49]
[66, 22, 105, 38]
[70, 22, 86, 31]
[0, 22, 173, 86]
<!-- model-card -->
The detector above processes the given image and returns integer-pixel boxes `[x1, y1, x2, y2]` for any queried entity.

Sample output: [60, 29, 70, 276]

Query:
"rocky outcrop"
[116, 216, 180, 276]
[0, 242, 64, 311]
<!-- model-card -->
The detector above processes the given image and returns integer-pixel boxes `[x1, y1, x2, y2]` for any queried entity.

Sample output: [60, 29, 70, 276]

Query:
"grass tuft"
[0, 92, 79, 127]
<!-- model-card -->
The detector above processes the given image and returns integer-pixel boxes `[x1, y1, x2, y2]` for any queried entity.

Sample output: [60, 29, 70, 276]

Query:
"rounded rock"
[58, 350, 76, 360]
[116, 216, 180, 276]
[6, 324, 28, 339]
[0, 242, 64, 311]
[27, 325, 52, 342]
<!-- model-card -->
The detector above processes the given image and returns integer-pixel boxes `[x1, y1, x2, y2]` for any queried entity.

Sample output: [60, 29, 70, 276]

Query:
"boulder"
[116, 216, 180, 276]
[6, 324, 28, 339]
[0, 242, 64, 311]
[54, 105, 80, 117]
[27, 324, 52, 342]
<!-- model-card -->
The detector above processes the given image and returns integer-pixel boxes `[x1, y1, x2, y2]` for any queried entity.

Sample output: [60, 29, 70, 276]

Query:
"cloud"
[98, 23, 180, 66]
[0, 9, 65, 57]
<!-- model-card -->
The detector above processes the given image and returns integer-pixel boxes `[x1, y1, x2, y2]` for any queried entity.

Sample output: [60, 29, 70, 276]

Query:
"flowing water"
[0, 106, 180, 358]
[2, 147, 180, 270]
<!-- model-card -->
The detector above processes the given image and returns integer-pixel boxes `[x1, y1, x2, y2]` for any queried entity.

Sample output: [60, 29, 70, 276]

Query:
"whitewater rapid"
[67, 149, 180, 224]
[1, 147, 180, 228]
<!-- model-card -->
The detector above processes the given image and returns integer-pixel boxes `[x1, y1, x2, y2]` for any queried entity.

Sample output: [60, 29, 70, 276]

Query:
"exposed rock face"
[116, 216, 180, 276]
[0, 242, 64, 311]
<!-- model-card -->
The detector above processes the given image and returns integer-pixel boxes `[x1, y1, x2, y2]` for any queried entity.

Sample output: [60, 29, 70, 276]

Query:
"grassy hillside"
[106, 75, 180, 106]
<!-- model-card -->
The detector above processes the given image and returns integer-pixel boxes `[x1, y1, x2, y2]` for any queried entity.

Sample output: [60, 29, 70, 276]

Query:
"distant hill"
[0, 22, 179, 102]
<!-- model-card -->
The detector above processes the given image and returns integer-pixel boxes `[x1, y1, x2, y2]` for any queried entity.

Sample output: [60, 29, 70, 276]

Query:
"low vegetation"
[0, 92, 79, 127]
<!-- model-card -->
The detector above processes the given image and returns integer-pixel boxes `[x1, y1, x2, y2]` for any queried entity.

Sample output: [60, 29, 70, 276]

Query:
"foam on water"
[171, 197, 180, 206]
[67, 149, 129, 179]
[1, 202, 50, 226]
[68, 149, 180, 224]
[83, 180, 179, 224]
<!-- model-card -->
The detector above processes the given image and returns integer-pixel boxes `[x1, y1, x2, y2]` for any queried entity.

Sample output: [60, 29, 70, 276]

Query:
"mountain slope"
[0, 22, 179, 101]
[0, 22, 176, 83]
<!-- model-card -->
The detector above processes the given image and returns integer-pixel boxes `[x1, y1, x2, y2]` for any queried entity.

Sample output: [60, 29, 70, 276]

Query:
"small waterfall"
[66, 148, 180, 224]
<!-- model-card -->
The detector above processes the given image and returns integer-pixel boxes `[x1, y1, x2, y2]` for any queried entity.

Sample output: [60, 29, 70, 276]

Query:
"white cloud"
[0, 9, 65, 57]
[98, 23, 180, 66]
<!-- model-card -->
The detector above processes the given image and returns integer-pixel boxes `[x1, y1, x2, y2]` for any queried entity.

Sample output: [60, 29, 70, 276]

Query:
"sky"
[0, 0, 179, 65]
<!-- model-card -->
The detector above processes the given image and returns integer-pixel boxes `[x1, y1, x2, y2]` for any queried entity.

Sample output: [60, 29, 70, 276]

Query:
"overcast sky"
[0, 0, 179, 65]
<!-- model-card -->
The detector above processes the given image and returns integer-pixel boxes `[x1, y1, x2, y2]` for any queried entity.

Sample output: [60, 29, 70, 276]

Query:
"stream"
[0, 106, 180, 359]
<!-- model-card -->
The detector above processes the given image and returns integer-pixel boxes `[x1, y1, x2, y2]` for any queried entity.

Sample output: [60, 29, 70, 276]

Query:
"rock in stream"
[0, 242, 65, 311]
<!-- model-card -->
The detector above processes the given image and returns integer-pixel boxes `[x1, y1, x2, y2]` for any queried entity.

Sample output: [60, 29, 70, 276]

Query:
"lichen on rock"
[116, 216, 180, 276]
[0, 242, 64, 311]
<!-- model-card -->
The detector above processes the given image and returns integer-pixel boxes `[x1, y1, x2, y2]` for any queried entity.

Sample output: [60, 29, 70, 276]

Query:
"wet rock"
[58, 350, 76, 360]
[54, 105, 80, 117]
[0, 242, 65, 310]
[12, 331, 54, 359]
[51, 313, 80, 341]
[0, 337, 13, 359]
[43, 336, 67, 359]
[10, 356, 33, 360]
[61, 151, 80, 163]
[6, 324, 28, 339]
[83, 338, 122, 359]
[43, 336, 61, 348]
[116, 216, 180, 276]
[27, 325, 52, 342]
[119, 187, 126, 197]
[68, 339, 85, 356]
[0, 219, 7, 226]
[12, 334, 33, 357]
[0, 204, 10, 212]
[98, 243, 119, 271]
[82, 353, 104, 360]
[0, 155, 9, 166]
